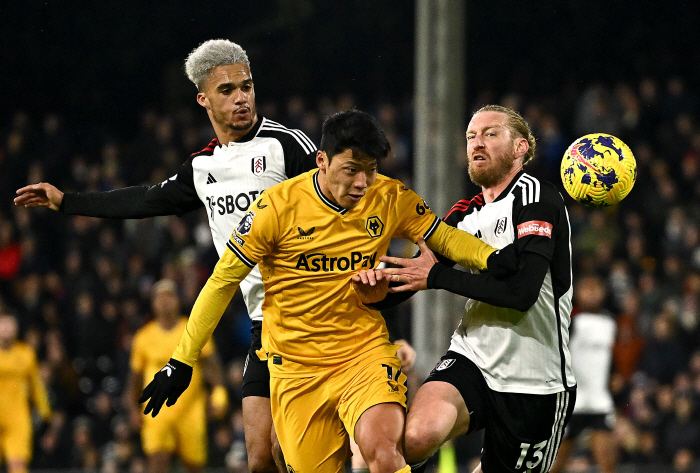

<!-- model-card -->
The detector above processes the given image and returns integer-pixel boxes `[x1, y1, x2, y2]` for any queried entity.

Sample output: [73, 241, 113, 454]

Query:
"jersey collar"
[491, 169, 526, 203]
[313, 171, 349, 215]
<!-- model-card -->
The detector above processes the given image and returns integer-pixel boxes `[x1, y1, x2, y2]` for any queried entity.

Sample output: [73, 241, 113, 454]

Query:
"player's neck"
[156, 315, 179, 330]
[482, 166, 522, 203]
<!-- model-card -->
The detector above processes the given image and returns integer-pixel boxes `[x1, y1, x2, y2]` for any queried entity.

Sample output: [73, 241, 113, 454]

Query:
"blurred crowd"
[1, 75, 700, 473]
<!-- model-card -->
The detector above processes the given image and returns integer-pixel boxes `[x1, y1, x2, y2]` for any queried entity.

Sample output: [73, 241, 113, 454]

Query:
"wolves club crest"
[252, 156, 266, 176]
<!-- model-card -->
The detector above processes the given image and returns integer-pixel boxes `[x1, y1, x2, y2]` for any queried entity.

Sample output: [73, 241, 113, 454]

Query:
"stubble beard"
[468, 151, 515, 189]
[213, 106, 254, 133]
[228, 119, 253, 131]
[228, 110, 254, 131]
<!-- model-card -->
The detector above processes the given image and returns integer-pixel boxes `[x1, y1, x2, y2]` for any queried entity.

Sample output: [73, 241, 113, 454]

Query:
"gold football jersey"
[228, 170, 440, 368]
[172, 170, 496, 369]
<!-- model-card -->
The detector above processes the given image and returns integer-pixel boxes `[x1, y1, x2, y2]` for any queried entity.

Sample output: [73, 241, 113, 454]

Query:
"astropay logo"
[517, 220, 553, 239]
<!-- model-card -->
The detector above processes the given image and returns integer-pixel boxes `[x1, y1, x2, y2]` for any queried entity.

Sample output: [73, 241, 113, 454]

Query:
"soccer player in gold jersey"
[139, 110, 515, 473]
[127, 279, 228, 473]
[0, 313, 52, 473]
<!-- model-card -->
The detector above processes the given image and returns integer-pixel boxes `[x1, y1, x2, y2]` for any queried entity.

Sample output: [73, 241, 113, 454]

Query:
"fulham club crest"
[434, 359, 456, 371]
[252, 156, 266, 176]
[494, 217, 508, 237]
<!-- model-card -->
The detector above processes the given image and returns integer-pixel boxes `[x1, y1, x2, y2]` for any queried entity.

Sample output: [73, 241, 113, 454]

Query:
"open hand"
[14, 183, 64, 211]
[379, 237, 437, 292]
[139, 358, 192, 417]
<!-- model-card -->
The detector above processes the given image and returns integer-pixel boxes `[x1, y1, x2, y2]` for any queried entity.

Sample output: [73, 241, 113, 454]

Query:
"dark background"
[3, 3, 700, 471]
[4, 0, 700, 137]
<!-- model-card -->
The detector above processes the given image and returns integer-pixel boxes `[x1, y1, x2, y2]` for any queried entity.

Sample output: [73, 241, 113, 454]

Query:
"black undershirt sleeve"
[427, 250, 549, 312]
[60, 159, 203, 218]
[370, 250, 549, 312]
[367, 203, 451, 309]
[60, 183, 202, 218]
[367, 248, 458, 311]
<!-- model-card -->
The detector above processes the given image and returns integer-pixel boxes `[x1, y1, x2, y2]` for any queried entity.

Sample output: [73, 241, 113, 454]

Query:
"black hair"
[320, 109, 391, 162]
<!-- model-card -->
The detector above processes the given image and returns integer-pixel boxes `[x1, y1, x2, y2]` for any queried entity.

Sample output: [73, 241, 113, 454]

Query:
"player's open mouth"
[347, 194, 363, 201]
[472, 154, 486, 161]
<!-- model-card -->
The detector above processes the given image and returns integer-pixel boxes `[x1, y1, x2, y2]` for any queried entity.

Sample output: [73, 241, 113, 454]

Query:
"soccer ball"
[560, 133, 637, 207]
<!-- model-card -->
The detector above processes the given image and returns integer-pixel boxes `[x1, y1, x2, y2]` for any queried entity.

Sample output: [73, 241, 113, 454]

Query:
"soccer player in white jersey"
[14, 39, 317, 473]
[549, 274, 617, 473]
[355, 105, 577, 473]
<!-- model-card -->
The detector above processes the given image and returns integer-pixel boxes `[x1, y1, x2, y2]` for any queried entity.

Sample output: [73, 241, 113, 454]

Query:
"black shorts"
[562, 413, 613, 440]
[241, 320, 271, 398]
[425, 351, 576, 473]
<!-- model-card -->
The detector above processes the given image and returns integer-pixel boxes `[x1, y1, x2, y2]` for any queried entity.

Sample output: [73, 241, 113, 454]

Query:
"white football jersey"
[569, 312, 616, 413]
[446, 172, 576, 394]
[171, 117, 316, 321]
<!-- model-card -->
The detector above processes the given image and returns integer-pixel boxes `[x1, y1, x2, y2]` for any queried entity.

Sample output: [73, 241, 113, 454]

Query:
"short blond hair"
[473, 105, 536, 164]
[184, 39, 250, 91]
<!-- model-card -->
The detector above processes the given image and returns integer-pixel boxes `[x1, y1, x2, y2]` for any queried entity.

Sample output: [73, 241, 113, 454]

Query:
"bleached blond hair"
[184, 39, 250, 91]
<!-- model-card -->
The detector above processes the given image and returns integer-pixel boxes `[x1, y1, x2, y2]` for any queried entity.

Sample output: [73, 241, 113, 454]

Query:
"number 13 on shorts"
[514, 440, 547, 471]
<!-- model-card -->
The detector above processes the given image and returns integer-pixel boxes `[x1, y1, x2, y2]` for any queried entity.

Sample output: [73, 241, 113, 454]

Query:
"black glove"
[486, 244, 518, 279]
[139, 358, 192, 417]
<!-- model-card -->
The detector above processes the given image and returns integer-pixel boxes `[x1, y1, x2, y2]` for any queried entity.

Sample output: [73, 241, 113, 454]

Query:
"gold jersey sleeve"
[223, 171, 466, 370]
[172, 249, 253, 366]
[427, 221, 495, 271]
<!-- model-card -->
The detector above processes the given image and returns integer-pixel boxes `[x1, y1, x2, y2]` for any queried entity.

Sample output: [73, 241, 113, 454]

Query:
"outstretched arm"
[17, 182, 202, 218]
[15, 159, 202, 218]
[361, 231, 518, 310]
[381, 243, 548, 312]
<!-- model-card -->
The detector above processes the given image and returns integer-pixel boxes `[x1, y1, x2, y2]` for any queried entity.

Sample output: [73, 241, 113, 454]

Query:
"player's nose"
[470, 134, 485, 148]
[353, 172, 369, 189]
[234, 88, 247, 104]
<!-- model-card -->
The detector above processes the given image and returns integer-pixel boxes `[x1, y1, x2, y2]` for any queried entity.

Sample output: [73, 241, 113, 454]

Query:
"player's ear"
[514, 137, 529, 160]
[196, 92, 208, 109]
[316, 151, 327, 170]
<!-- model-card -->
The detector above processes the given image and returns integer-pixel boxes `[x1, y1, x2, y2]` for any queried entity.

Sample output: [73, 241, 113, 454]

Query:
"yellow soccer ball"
[560, 133, 637, 207]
